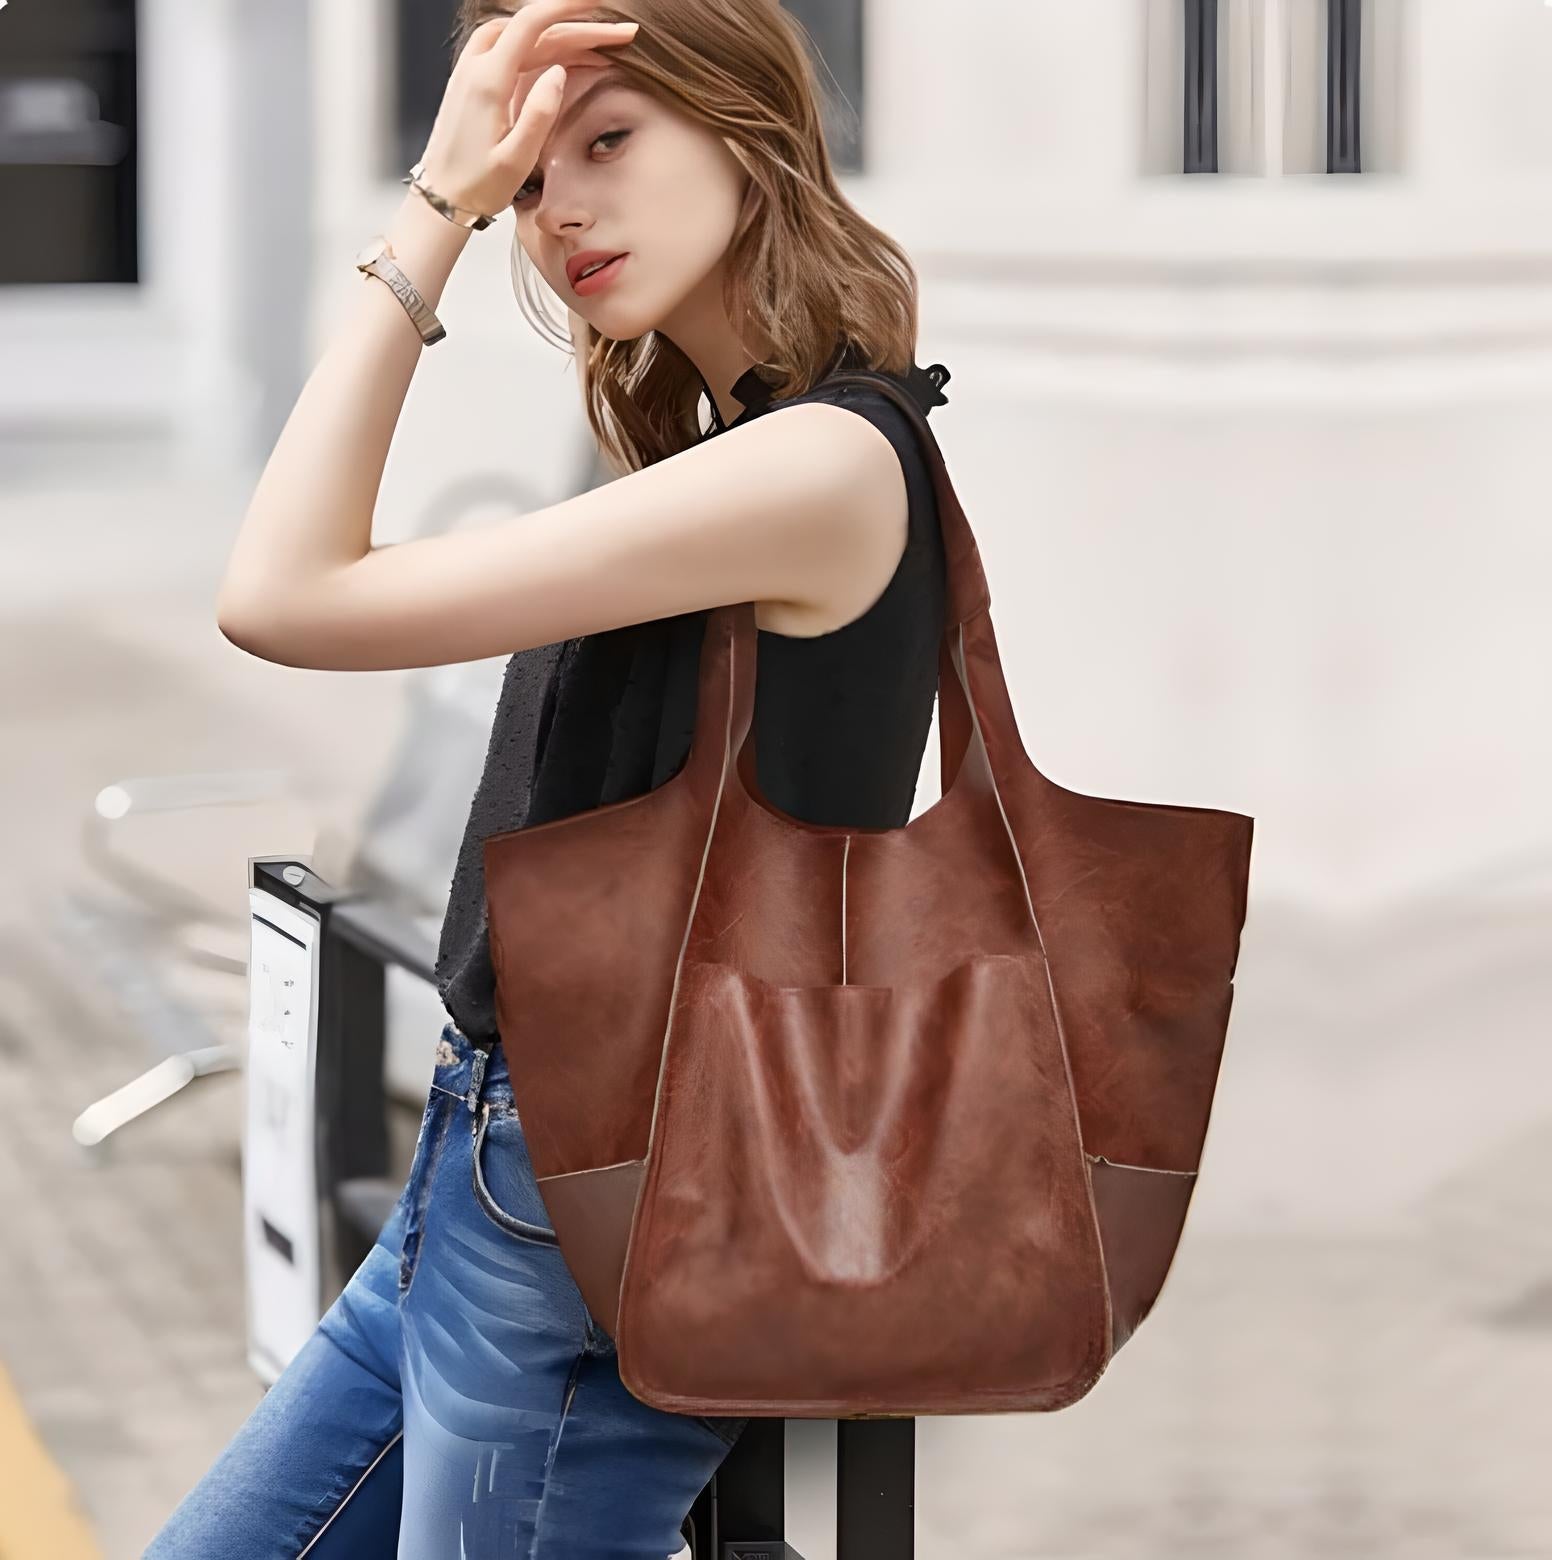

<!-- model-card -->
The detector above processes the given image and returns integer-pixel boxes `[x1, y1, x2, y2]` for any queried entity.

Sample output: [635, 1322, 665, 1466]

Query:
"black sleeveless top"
[434, 343, 950, 1046]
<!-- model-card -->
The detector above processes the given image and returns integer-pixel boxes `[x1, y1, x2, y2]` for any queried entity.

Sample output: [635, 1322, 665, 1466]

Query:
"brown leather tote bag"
[483, 368, 1254, 1419]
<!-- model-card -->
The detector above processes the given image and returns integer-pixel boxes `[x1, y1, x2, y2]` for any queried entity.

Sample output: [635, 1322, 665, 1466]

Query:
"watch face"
[356, 237, 387, 268]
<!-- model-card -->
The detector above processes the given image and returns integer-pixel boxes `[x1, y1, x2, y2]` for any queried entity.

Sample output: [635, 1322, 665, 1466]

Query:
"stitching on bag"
[1087, 1152, 1196, 1176]
[950, 617, 1116, 1380]
[641, 624, 735, 1162]
[538, 1157, 643, 1182]
[612, 611, 739, 1345]
[840, 832, 852, 984]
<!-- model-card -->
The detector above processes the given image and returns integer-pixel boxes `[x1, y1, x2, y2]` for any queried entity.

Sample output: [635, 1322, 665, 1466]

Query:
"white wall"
[1413, 0, 1552, 176]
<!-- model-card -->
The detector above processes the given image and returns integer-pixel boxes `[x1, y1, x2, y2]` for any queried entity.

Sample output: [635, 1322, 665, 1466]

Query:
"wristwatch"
[354, 235, 447, 347]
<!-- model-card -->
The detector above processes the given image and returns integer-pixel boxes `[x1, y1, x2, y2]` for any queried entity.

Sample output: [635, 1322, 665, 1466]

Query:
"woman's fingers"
[420, 0, 636, 214]
[502, 22, 637, 103]
[499, 24, 635, 127]
[507, 53, 615, 125]
[487, 0, 621, 70]
[461, 11, 524, 63]
[521, 23, 639, 70]
[487, 2, 638, 86]
[493, 62, 569, 171]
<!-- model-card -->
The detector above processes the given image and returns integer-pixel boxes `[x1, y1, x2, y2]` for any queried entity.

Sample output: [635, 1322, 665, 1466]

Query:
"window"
[390, 0, 866, 182]
[782, 0, 866, 174]
[1183, 0, 1219, 173]
[392, 1, 459, 179]
[1326, 0, 1360, 173]
[1144, 0, 1405, 177]
[0, 0, 138, 285]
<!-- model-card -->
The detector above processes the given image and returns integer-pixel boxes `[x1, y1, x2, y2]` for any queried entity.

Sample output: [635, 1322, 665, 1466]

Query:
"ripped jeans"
[145, 1020, 746, 1558]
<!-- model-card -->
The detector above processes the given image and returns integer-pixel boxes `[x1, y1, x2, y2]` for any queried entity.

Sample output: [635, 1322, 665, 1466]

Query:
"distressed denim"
[145, 1020, 746, 1558]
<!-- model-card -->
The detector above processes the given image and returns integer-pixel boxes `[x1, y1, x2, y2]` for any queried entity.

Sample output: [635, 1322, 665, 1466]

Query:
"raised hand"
[415, 0, 640, 222]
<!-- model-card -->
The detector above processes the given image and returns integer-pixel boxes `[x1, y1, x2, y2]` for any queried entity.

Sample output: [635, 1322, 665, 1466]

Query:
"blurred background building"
[1, 1, 1549, 1556]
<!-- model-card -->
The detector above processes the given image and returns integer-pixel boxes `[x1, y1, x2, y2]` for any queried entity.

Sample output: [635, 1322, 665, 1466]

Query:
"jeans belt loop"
[465, 1047, 488, 1114]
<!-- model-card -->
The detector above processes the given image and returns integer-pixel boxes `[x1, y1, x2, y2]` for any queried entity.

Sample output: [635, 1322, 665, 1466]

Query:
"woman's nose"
[533, 177, 590, 239]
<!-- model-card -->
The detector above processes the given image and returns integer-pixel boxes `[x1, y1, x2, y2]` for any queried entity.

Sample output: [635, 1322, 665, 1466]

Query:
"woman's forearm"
[216, 190, 475, 630]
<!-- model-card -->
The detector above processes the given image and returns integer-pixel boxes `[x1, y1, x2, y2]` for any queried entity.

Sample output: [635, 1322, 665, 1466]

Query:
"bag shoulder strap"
[814, 368, 990, 628]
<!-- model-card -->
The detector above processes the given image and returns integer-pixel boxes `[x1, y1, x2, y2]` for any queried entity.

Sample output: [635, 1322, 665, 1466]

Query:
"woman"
[149, 0, 951, 1552]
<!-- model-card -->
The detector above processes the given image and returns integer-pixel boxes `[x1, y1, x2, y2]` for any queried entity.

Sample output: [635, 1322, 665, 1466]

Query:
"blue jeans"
[146, 1021, 747, 1558]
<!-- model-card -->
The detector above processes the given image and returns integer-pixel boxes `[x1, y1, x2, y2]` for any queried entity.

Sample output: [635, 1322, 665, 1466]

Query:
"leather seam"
[953, 616, 1116, 1383]
[1087, 1152, 1197, 1176]
[840, 832, 852, 984]
[538, 1157, 645, 1184]
[616, 615, 736, 1333]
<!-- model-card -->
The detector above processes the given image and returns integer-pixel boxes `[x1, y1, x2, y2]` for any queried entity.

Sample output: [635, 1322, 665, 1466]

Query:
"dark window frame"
[1182, 0, 1364, 176]
[782, 0, 865, 174]
[0, 0, 139, 286]
[1326, 0, 1362, 173]
[1182, 0, 1218, 174]
[389, 0, 865, 183]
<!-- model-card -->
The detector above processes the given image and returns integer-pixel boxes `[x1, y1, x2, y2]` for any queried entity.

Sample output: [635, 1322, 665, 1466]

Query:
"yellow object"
[0, 1358, 100, 1559]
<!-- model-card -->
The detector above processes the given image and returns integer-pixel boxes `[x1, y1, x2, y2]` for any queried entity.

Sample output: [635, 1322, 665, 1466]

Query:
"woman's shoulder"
[776, 354, 950, 478]
[758, 356, 950, 639]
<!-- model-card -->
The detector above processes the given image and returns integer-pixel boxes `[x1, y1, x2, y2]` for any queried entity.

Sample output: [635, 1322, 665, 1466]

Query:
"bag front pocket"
[471, 1101, 562, 1247]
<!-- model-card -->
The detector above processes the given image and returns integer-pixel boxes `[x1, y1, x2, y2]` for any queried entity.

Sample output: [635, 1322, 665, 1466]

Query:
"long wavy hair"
[449, 0, 922, 475]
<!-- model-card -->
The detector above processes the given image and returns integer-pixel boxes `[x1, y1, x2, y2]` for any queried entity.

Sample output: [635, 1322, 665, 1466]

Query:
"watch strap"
[356, 249, 447, 347]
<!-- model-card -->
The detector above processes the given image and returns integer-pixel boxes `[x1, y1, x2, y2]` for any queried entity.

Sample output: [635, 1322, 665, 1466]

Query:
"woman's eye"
[512, 129, 631, 206]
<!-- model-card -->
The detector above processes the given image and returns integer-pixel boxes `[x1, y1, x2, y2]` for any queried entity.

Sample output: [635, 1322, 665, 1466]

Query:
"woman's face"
[513, 64, 749, 343]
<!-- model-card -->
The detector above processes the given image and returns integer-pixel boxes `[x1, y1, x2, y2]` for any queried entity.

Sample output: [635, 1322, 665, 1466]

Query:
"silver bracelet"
[355, 235, 447, 347]
[402, 161, 497, 231]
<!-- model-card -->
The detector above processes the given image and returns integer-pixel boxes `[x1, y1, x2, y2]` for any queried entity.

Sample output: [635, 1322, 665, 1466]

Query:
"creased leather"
[484, 369, 1255, 1419]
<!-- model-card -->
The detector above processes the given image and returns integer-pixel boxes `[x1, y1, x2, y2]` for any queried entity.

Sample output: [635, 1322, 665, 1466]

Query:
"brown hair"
[448, 0, 922, 475]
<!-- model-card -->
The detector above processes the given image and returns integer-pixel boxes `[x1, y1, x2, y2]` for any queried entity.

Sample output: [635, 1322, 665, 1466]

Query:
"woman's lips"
[571, 253, 628, 297]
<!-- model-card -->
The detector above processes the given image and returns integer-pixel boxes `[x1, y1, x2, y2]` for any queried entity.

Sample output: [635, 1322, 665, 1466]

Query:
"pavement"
[1, 432, 1548, 1559]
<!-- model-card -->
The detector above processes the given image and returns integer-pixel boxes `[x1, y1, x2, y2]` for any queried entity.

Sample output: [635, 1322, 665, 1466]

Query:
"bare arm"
[217, 191, 471, 620]
[216, 364, 908, 672]
[217, 3, 634, 623]
[214, 195, 908, 673]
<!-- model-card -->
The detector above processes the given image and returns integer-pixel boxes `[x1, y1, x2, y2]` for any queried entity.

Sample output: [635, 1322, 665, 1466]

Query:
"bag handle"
[678, 367, 1005, 808]
[820, 369, 992, 630]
